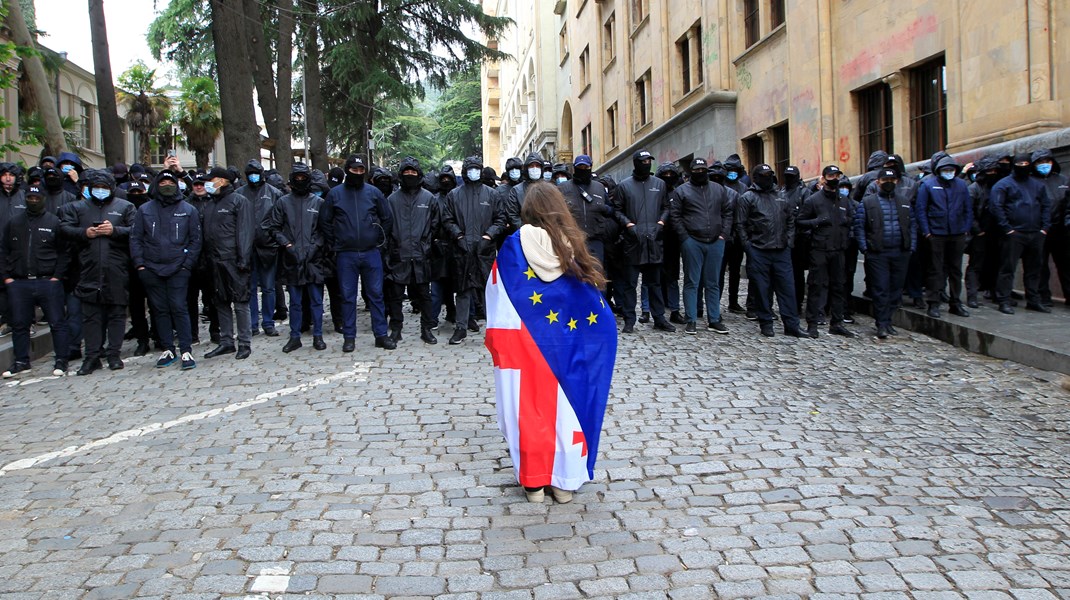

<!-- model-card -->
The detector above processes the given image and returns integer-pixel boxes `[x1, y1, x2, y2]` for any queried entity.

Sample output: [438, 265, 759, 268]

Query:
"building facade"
[483, 0, 1070, 179]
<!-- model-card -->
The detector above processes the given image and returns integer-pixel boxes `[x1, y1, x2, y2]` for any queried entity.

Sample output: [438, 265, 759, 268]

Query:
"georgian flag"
[485, 233, 618, 490]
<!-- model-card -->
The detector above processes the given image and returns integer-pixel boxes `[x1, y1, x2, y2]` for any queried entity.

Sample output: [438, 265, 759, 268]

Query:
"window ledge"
[673, 83, 705, 109]
[633, 121, 653, 136]
[602, 55, 617, 74]
[630, 15, 649, 39]
[732, 22, 786, 65]
[578, 83, 592, 98]
[559, 51, 570, 67]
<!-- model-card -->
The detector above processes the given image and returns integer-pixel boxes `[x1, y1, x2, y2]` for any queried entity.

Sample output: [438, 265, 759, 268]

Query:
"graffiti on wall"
[702, 23, 719, 65]
[838, 14, 938, 81]
[736, 65, 753, 90]
[790, 88, 821, 174]
[837, 136, 852, 164]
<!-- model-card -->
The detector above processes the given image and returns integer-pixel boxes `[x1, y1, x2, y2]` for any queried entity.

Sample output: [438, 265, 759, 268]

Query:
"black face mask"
[25, 197, 45, 216]
[374, 180, 393, 196]
[823, 185, 839, 198]
[573, 169, 592, 185]
[784, 174, 800, 189]
[997, 162, 1013, 178]
[344, 171, 365, 188]
[291, 177, 312, 195]
[1012, 164, 1032, 179]
[879, 182, 897, 195]
[753, 174, 776, 191]
[44, 172, 63, 191]
[400, 174, 421, 191]
[439, 178, 456, 193]
[690, 171, 709, 186]
[633, 161, 652, 180]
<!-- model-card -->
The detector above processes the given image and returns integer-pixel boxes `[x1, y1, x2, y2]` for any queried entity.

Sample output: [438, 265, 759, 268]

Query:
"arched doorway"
[560, 101, 573, 163]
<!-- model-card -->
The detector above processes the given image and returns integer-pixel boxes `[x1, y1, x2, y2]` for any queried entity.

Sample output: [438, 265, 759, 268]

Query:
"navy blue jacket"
[130, 195, 202, 277]
[990, 174, 1052, 234]
[319, 183, 393, 253]
[916, 157, 972, 236]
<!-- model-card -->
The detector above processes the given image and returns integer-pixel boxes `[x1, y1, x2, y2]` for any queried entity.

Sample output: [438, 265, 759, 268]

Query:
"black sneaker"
[468, 320, 480, 333]
[134, 341, 150, 357]
[621, 323, 635, 334]
[180, 352, 196, 370]
[708, 321, 729, 334]
[449, 328, 467, 345]
[282, 337, 303, 353]
[684, 321, 697, 334]
[342, 338, 355, 353]
[760, 323, 775, 337]
[745, 311, 758, 321]
[637, 311, 651, 324]
[842, 314, 855, 324]
[670, 311, 687, 325]
[727, 304, 745, 314]
[107, 356, 124, 371]
[2, 362, 31, 379]
[312, 336, 326, 350]
[653, 321, 676, 333]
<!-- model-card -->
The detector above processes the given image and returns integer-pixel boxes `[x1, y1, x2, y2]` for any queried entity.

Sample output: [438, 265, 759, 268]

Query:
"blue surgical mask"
[555, 177, 567, 185]
[527, 167, 542, 180]
[178, 181, 188, 192]
[969, 173, 978, 182]
[466, 168, 482, 182]
[838, 187, 849, 198]
[204, 181, 217, 195]
[61, 165, 74, 174]
[939, 170, 956, 181]
[90, 187, 110, 200]
[81, 187, 91, 200]
[248, 173, 261, 184]
[727, 171, 739, 181]
[312, 190, 323, 198]
[508, 168, 521, 181]
[542, 171, 552, 180]
[1036, 163, 1053, 176]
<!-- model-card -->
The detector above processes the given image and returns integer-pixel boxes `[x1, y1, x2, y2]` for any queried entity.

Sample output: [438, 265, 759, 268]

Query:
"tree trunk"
[5, 0, 67, 155]
[209, 0, 260, 167]
[138, 130, 151, 165]
[244, 0, 278, 158]
[301, 0, 327, 171]
[273, 0, 294, 178]
[195, 149, 209, 170]
[88, 0, 124, 165]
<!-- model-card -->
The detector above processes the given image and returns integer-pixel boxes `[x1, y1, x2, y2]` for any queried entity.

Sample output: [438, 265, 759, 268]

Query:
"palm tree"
[116, 61, 171, 165]
[176, 77, 223, 170]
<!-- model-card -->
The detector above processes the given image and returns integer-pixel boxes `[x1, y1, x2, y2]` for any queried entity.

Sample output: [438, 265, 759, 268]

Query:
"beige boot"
[524, 486, 545, 502]
[550, 486, 573, 503]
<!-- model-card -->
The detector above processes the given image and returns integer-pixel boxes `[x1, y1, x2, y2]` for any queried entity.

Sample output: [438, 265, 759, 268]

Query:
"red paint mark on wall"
[839, 14, 938, 81]
[837, 136, 851, 164]
[792, 88, 815, 106]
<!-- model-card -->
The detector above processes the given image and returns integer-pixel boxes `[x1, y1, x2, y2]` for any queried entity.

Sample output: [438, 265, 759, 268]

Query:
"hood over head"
[289, 163, 313, 194]
[929, 151, 950, 174]
[462, 156, 483, 172]
[39, 156, 57, 168]
[934, 155, 961, 176]
[245, 159, 265, 175]
[505, 156, 523, 171]
[57, 151, 83, 172]
[724, 153, 745, 173]
[523, 152, 543, 168]
[398, 156, 423, 178]
[866, 150, 889, 171]
[1031, 148, 1059, 171]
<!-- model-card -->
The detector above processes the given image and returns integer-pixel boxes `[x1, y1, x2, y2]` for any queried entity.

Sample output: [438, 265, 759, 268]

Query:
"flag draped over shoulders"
[485, 232, 617, 490]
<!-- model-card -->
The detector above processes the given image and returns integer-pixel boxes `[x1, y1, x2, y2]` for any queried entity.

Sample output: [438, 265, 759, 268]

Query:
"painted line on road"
[0, 363, 371, 477]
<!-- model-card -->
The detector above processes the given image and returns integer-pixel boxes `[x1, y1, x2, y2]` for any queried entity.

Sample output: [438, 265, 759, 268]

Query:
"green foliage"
[176, 77, 223, 169]
[372, 99, 444, 172]
[117, 61, 172, 163]
[18, 113, 86, 158]
[147, 0, 216, 80]
[433, 65, 482, 160]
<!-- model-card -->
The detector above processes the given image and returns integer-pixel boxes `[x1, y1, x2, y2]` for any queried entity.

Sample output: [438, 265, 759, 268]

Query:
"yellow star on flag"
[587, 312, 598, 325]
[524, 267, 536, 280]
[529, 291, 543, 305]
[546, 310, 559, 324]
[567, 318, 578, 331]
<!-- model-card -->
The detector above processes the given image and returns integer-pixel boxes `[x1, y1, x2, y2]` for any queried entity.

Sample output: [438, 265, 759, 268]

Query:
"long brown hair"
[520, 182, 607, 288]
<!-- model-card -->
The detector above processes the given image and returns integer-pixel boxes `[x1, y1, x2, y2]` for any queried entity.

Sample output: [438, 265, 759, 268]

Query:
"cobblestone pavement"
[1, 300, 1070, 600]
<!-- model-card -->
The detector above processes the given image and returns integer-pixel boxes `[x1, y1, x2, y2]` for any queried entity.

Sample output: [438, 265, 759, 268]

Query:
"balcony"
[487, 115, 501, 132]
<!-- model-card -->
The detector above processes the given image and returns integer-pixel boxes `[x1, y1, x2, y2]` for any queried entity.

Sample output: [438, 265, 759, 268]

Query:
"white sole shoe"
[550, 487, 573, 503]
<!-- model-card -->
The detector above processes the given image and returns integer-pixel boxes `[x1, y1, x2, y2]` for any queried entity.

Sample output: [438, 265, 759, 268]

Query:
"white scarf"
[519, 224, 571, 282]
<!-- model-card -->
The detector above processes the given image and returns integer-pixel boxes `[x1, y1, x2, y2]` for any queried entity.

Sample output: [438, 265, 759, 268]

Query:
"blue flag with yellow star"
[485, 232, 618, 488]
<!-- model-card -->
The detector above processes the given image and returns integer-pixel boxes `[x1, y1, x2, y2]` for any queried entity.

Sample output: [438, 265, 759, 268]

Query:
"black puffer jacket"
[59, 171, 137, 304]
[735, 184, 795, 251]
[385, 157, 440, 284]
[669, 180, 733, 243]
[612, 173, 668, 265]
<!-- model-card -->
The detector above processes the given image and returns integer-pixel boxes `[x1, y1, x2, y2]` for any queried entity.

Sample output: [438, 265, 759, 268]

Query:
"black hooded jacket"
[853, 151, 890, 202]
[0, 206, 69, 281]
[58, 171, 137, 304]
[129, 173, 202, 277]
[1032, 149, 1069, 235]
[201, 183, 255, 302]
[236, 159, 284, 263]
[0, 162, 26, 237]
[968, 156, 1000, 235]
[613, 154, 669, 265]
[505, 152, 547, 228]
[441, 156, 506, 291]
[263, 164, 330, 286]
[735, 181, 795, 251]
[385, 157, 440, 284]
[559, 176, 614, 243]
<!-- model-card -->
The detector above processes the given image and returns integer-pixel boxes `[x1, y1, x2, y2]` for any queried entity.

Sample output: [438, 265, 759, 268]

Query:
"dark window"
[678, 35, 691, 95]
[771, 123, 789, 177]
[635, 71, 651, 128]
[581, 124, 593, 156]
[770, 0, 785, 29]
[743, 135, 764, 171]
[858, 83, 893, 172]
[606, 103, 618, 149]
[911, 57, 947, 163]
[744, 0, 760, 47]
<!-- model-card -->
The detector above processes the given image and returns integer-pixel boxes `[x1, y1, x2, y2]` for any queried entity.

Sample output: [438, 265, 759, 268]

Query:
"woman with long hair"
[484, 182, 618, 503]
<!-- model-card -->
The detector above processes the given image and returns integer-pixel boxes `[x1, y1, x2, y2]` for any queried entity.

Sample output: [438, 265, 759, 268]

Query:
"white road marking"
[0, 364, 371, 476]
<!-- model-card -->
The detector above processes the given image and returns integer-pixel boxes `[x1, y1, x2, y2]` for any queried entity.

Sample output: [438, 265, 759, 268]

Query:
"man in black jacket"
[964, 156, 1000, 308]
[782, 165, 809, 313]
[990, 153, 1052, 313]
[1032, 149, 1069, 307]
[130, 172, 202, 371]
[384, 157, 440, 345]
[236, 159, 283, 337]
[613, 150, 674, 333]
[429, 165, 458, 329]
[655, 162, 684, 325]
[0, 162, 26, 335]
[719, 155, 748, 315]
[735, 164, 807, 338]
[559, 154, 612, 265]
[855, 168, 917, 338]
[669, 158, 732, 334]
[201, 166, 255, 359]
[797, 166, 855, 338]
[441, 156, 505, 345]
[186, 175, 219, 344]
[60, 171, 137, 374]
[1, 185, 69, 377]
[264, 164, 330, 352]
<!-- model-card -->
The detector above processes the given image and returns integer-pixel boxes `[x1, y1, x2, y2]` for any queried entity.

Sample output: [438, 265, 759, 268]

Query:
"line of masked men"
[2, 146, 1068, 379]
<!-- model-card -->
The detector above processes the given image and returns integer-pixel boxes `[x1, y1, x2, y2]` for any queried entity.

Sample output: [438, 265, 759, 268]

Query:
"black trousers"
[792, 237, 810, 312]
[746, 246, 800, 329]
[83, 302, 126, 361]
[188, 269, 218, 341]
[620, 263, 665, 326]
[997, 231, 1045, 305]
[719, 240, 745, 307]
[806, 248, 846, 326]
[1040, 233, 1070, 304]
[925, 234, 968, 306]
[128, 269, 152, 343]
[325, 276, 344, 329]
[386, 280, 434, 331]
[964, 233, 989, 301]
[865, 249, 910, 329]
[843, 240, 859, 315]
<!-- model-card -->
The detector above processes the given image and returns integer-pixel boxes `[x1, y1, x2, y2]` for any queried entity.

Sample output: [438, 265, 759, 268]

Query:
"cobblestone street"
[1, 305, 1069, 599]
